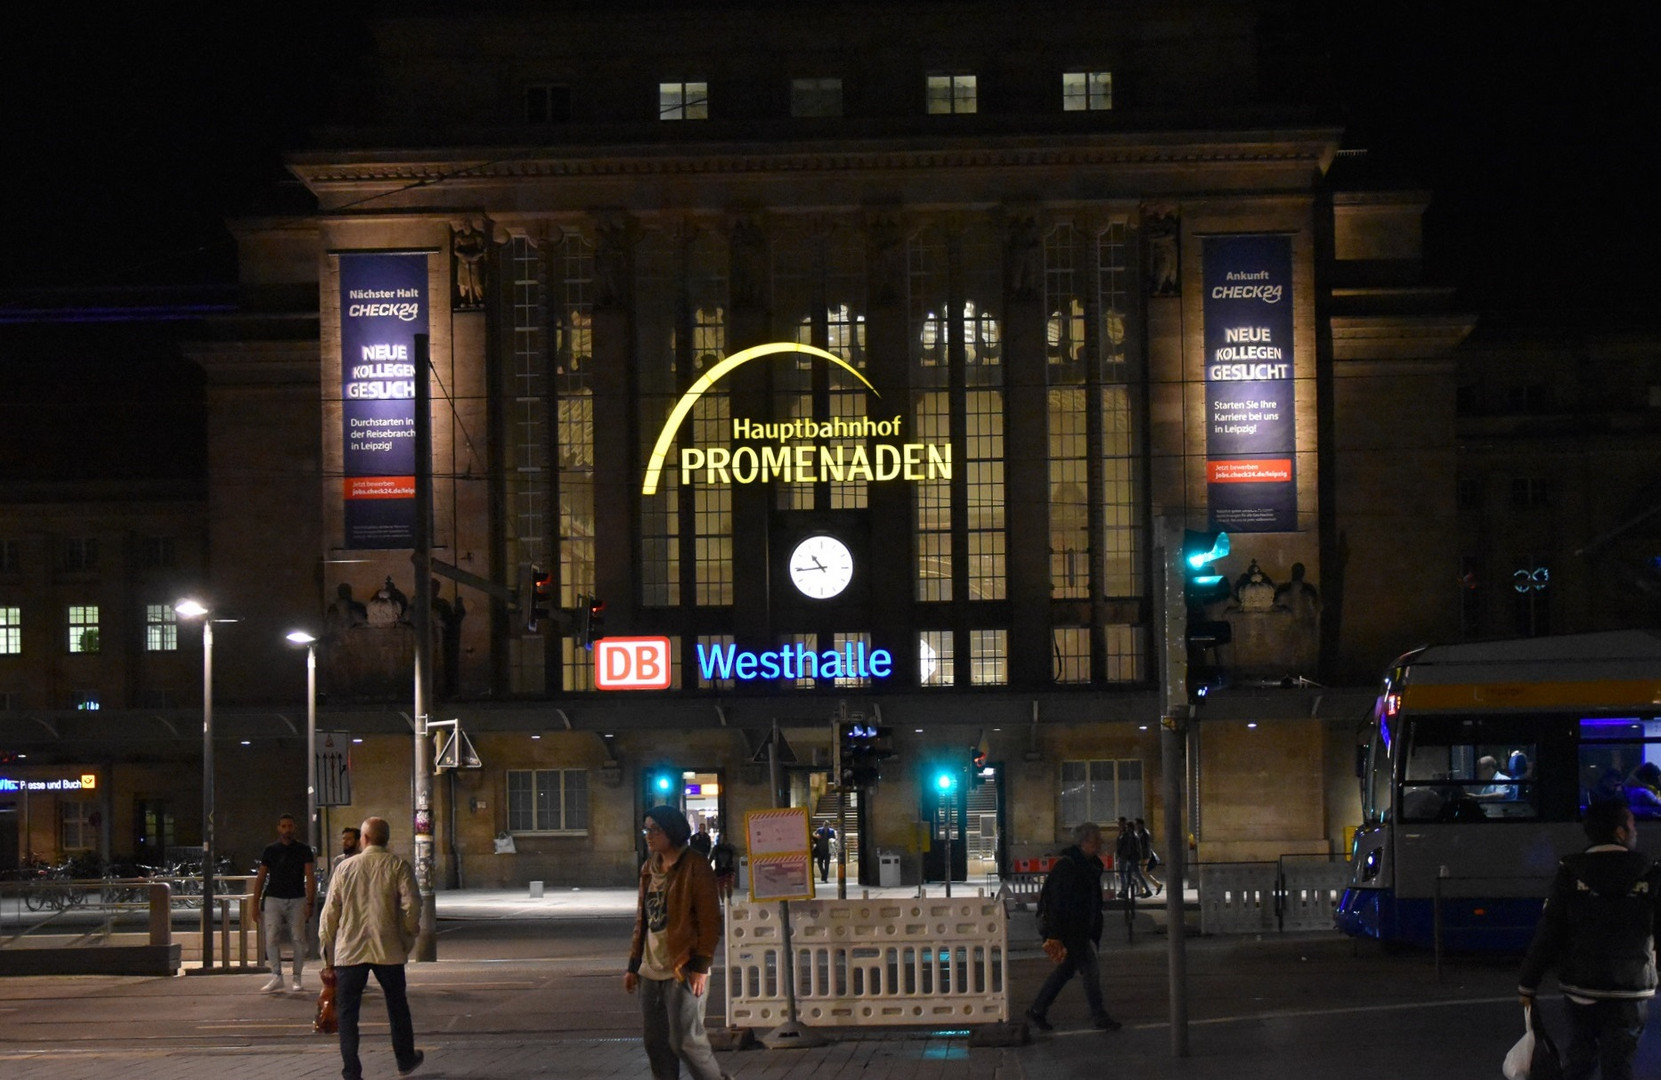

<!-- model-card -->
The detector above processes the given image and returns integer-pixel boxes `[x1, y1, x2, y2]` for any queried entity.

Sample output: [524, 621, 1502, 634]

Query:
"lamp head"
[175, 599, 209, 620]
[286, 630, 318, 646]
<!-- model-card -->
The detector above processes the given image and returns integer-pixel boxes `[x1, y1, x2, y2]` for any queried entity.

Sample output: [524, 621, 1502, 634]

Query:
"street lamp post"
[174, 598, 216, 971]
[287, 632, 319, 857]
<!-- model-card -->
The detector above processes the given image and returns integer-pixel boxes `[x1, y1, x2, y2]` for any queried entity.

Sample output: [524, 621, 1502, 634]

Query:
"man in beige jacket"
[320, 816, 424, 1078]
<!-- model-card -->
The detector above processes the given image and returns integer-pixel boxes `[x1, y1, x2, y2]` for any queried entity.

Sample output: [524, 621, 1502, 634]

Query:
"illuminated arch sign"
[640, 342, 951, 496]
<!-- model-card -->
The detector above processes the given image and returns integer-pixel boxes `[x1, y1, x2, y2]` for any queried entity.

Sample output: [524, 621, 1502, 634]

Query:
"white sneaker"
[260, 976, 284, 993]
[290, 980, 303, 993]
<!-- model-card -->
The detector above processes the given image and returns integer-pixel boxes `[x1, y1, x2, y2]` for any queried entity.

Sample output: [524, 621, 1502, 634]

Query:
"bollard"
[149, 881, 173, 947]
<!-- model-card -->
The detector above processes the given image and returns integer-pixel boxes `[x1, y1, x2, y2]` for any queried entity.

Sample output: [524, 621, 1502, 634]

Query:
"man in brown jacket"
[624, 804, 727, 1080]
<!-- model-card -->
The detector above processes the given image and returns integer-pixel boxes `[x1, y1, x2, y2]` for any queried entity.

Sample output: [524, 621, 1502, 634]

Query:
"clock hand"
[794, 564, 827, 573]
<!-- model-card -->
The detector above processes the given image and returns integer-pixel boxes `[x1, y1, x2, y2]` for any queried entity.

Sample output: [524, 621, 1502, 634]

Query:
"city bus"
[1336, 630, 1661, 950]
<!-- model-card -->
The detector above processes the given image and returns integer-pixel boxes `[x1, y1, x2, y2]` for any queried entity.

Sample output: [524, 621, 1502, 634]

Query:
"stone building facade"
[2, 3, 1499, 884]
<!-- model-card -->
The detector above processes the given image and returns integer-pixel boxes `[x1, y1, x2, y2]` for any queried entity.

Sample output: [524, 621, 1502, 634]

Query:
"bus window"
[1363, 725, 1392, 824]
[1578, 717, 1661, 818]
[1400, 717, 1539, 822]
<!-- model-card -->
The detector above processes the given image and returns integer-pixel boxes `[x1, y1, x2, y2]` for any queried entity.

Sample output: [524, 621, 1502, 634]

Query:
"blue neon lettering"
[696, 644, 738, 680]
[693, 643, 895, 682]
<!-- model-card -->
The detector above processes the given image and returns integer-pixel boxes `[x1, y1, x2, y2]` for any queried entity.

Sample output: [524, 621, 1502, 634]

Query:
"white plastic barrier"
[1198, 863, 1277, 935]
[726, 895, 1007, 1028]
[1279, 860, 1352, 931]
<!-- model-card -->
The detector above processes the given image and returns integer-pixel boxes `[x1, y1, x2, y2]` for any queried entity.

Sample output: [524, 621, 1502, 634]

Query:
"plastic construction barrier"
[1198, 862, 1277, 935]
[726, 895, 1008, 1028]
[1278, 859, 1352, 932]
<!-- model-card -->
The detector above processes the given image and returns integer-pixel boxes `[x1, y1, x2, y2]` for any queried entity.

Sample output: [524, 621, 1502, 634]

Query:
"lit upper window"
[927, 74, 977, 115]
[145, 604, 178, 652]
[660, 81, 709, 121]
[68, 605, 99, 654]
[0, 606, 19, 655]
[1063, 71, 1113, 111]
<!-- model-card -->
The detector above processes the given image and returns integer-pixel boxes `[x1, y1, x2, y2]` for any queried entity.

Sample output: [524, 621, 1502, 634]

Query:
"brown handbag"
[313, 967, 339, 1034]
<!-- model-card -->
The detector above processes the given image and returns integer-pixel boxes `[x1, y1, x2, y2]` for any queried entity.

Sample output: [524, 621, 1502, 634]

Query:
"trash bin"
[879, 852, 901, 887]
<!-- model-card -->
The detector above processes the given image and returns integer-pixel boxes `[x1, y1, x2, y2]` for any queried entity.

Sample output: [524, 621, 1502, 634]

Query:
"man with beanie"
[1519, 799, 1661, 1080]
[625, 805, 728, 1080]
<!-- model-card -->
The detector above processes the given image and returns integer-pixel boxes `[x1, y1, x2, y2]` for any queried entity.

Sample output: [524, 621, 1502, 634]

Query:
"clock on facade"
[788, 534, 854, 599]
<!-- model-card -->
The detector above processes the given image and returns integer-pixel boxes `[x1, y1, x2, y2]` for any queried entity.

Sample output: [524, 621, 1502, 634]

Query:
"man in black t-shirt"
[252, 813, 317, 993]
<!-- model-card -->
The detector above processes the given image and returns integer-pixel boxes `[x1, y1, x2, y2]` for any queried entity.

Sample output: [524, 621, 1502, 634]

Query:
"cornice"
[1330, 315, 1477, 362]
[287, 129, 1343, 193]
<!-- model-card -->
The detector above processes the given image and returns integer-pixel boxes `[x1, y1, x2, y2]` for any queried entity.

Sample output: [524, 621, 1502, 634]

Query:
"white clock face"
[788, 534, 854, 600]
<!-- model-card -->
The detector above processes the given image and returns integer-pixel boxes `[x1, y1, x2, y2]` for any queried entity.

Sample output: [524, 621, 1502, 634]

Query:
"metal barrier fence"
[727, 894, 1008, 1028]
[0, 875, 264, 968]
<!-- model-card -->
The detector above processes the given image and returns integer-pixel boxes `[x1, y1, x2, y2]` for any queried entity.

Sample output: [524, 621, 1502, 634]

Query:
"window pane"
[0, 607, 19, 654]
[1116, 760, 1143, 820]
[563, 770, 589, 831]
[507, 771, 534, 832]
[68, 605, 99, 654]
[535, 769, 558, 829]
[1059, 761, 1088, 826]
[146, 604, 178, 651]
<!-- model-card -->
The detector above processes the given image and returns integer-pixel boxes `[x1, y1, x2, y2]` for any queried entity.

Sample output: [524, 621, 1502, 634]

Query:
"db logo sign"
[594, 636, 672, 691]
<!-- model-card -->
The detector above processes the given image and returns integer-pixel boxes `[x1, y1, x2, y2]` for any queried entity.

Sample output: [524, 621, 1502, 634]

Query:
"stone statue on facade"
[366, 576, 409, 628]
[453, 221, 489, 309]
[1145, 212, 1179, 297]
[1233, 559, 1278, 613]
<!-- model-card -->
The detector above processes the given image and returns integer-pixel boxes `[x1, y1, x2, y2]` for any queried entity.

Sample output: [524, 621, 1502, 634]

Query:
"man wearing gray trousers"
[625, 804, 729, 1080]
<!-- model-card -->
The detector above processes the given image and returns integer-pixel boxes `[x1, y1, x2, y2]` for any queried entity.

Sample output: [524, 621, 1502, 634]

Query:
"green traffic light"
[935, 771, 955, 791]
[1185, 530, 1230, 569]
[654, 774, 672, 793]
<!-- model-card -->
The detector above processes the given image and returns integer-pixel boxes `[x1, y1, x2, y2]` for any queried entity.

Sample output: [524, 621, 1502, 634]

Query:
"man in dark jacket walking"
[1026, 821, 1122, 1032]
[1519, 799, 1661, 1080]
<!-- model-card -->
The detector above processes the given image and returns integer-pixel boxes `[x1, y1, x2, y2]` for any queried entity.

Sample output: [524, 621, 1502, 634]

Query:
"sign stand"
[757, 723, 824, 1050]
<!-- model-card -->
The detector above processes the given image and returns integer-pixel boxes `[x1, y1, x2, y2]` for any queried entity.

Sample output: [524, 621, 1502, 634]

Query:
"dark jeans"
[1563, 997, 1648, 1080]
[336, 962, 418, 1079]
[1029, 937, 1108, 1022]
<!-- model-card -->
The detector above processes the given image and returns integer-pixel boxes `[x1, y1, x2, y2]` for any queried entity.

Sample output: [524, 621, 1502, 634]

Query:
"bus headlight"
[1361, 847, 1382, 882]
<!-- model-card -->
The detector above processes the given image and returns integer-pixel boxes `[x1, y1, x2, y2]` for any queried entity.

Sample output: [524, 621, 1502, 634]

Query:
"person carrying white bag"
[1517, 799, 1661, 1080]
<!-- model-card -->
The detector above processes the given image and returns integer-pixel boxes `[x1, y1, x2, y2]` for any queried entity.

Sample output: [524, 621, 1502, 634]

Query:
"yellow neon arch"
[640, 342, 879, 495]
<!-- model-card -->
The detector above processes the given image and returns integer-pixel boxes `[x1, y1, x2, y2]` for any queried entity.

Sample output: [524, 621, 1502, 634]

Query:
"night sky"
[0, 3, 1653, 318]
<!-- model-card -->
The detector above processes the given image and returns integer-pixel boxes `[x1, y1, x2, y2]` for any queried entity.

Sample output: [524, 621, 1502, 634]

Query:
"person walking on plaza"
[252, 812, 317, 993]
[1113, 816, 1150, 898]
[813, 824, 836, 884]
[320, 816, 424, 1079]
[1134, 817, 1163, 896]
[625, 805, 728, 1080]
[1519, 799, 1661, 1080]
[1027, 821, 1122, 1033]
[339, 825, 362, 861]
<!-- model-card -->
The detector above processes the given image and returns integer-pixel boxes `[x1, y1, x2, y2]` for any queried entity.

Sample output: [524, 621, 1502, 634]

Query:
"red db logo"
[594, 636, 672, 691]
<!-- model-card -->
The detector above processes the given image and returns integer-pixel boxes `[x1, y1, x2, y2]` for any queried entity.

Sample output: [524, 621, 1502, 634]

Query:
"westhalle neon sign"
[641, 342, 950, 495]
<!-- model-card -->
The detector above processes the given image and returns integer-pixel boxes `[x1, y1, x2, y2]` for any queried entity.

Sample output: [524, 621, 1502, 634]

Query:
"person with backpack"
[1026, 821, 1122, 1033]
[1519, 798, 1661, 1080]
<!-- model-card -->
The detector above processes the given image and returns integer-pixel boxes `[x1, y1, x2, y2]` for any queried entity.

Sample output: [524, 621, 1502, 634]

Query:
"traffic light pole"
[411, 334, 438, 963]
[1158, 516, 1190, 1057]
